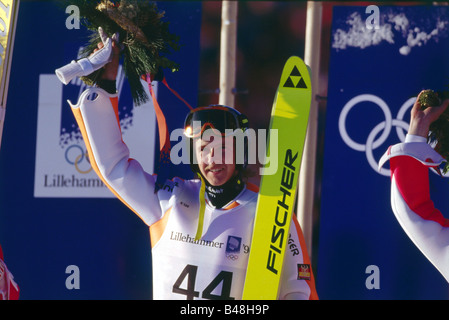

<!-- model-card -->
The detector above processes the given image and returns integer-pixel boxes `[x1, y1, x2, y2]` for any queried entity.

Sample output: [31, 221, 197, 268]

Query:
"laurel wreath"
[67, 0, 180, 105]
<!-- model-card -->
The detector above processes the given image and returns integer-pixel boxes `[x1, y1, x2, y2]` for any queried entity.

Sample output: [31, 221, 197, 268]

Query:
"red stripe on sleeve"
[390, 156, 449, 227]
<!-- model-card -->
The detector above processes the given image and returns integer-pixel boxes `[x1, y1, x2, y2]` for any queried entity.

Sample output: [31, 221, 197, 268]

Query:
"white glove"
[55, 27, 118, 85]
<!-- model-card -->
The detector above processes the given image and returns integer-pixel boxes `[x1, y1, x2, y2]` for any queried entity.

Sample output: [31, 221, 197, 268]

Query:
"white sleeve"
[69, 88, 163, 226]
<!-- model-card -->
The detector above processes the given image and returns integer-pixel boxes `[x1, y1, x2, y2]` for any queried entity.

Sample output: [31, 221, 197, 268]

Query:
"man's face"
[194, 134, 236, 186]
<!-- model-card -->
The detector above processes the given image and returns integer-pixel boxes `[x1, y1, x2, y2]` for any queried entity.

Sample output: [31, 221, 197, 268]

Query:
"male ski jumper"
[379, 134, 449, 283]
[56, 28, 317, 300]
[68, 87, 317, 300]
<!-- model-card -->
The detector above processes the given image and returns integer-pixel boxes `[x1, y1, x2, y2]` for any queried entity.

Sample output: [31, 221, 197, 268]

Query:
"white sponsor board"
[34, 73, 157, 198]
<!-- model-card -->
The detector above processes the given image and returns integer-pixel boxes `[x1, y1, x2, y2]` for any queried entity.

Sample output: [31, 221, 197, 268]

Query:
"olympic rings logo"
[226, 253, 239, 261]
[64, 144, 93, 174]
[339, 94, 415, 176]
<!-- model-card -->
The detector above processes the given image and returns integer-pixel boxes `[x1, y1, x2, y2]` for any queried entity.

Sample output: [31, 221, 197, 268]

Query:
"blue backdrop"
[317, 5, 449, 299]
[3, 1, 449, 301]
[0, 1, 201, 299]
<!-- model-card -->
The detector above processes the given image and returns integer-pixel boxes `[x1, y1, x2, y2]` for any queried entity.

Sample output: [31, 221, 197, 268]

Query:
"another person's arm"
[379, 90, 449, 282]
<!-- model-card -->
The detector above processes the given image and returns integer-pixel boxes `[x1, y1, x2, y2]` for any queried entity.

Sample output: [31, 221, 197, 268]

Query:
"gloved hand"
[55, 27, 118, 85]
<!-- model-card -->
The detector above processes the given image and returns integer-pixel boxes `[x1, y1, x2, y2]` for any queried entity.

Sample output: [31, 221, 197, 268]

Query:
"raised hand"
[55, 27, 118, 85]
[408, 90, 449, 138]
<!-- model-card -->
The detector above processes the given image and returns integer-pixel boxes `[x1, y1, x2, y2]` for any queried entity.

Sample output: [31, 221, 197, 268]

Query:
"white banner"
[34, 73, 157, 198]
